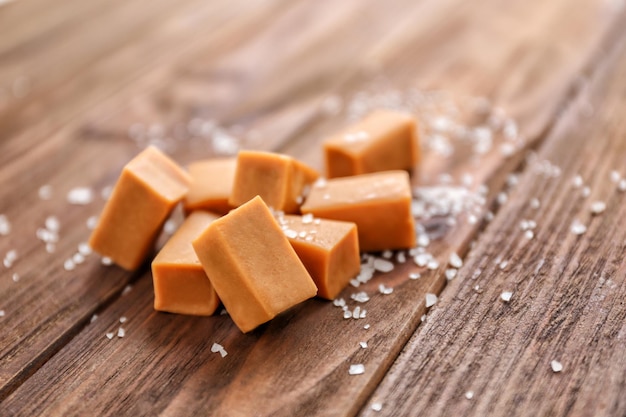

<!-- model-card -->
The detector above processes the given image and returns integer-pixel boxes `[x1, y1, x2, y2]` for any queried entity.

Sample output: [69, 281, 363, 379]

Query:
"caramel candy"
[89, 146, 191, 270]
[279, 214, 360, 300]
[301, 171, 415, 252]
[229, 150, 319, 213]
[183, 158, 236, 215]
[152, 211, 220, 316]
[192, 196, 317, 333]
[323, 110, 420, 178]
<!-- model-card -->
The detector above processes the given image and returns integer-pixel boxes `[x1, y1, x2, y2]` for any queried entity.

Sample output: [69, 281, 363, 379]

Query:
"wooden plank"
[360, 26, 626, 417]
[1, 0, 624, 415]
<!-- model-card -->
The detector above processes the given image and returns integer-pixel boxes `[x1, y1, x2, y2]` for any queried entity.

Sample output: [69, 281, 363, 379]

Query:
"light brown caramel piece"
[192, 196, 317, 333]
[279, 214, 360, 300]
[89, 146, 191, 270]
[152, 211, 221, 316]
[229, 150, 319, 213]
[183, 158, 236, 215]
[301, 171, 415, 252]
[323, 110, 420, 178]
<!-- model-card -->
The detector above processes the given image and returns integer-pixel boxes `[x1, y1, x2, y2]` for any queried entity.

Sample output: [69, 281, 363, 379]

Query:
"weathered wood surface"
[0, 0, 625, 415]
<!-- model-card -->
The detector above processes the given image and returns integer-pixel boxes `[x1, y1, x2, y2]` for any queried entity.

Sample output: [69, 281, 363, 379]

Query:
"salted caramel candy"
[89, 146, 191, 270]
[278, 214, 360, 300]
[301, 171, 415, 252]
[323, 110, 420, 178]
[183, 158, 236, 215]
[229, 150, 319, 213]
[192, 196, 317, 333]
[152, 211, 220, 316]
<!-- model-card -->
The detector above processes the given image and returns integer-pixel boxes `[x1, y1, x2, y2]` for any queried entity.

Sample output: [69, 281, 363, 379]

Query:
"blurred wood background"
[0, 0, 625, 415]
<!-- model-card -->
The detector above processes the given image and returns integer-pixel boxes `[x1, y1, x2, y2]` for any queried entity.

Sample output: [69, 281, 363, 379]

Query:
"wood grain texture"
[361, 27, 626, 417]
[1, 0, 625, 415]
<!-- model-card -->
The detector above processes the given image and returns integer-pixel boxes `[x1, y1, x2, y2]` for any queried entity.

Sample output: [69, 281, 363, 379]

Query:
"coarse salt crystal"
[101, 256, 113, 266]
[301, 213, 314, 224]
[117, 328, 126, 338]
[465, 391, 474, 400]
[364, 324, 370, 330]
[590, 201, 606, 215]
[373, 258, 394, 273]
[409, 272, 421, 280]
[425, 293, 438, 308]
[333, 298, 346, 307]
[381, 250, 393, 259]
[121, 285, 132, 295]
[449, 252, 463, 268]
[12, 273, 19, 282]
[427, 259, 439, 270]
[73, 253, 85, 265]
[0, 215, 11, 236]
[572, 175, 583, 188]
[351, 292, 370, 303]
[359, 341, 368, 349]
[619, 179, 626, 192]
[417, 234, 430, 247]
[530, 198, 540, 209]
[445, 269, 457, 280]
[497, 192, 508, 205]
[67, 187, 94, 205]
[45, 216, 60, 232]
[499, 260, 509, 270]
[284, 229, 298, 239]
[500, 291, 513, 302]
[211, 343, 228, 358]
[38, 185, 53, 200]
[378, 284, 393, 295]
[570, 220, 587, 235]
[610, 170, 621, 183]
[343, 310, 352, 319]
[396, 251, 406, 263]
[349, 364, 365, 375]
[550, 360, 563, 373]
[163, 219, 177, 235]
[119, 316, 127, 323]
[64, 259, 75, 271]
[525, 230, 535, 240]
[78, 243, 92, 256]
[581, 186, 591, 197]
[371, 402, 383, 411]
[86, 216, 98, 230]
[105, 332, 114, 340]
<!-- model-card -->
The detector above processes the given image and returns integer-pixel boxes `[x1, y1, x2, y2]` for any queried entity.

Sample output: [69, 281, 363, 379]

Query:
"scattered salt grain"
[301, 213, 314, 224]
[374, 258, 394, 273]
[499, 260, 509, 270]
[38, 185, 53, 200]
[364, 324, 370, 330]
[67, 187, 94, 205]
[101, 256, 113, 266]
[72, 253, 85, 265]
[570, 220, 587, 235]
[371, 402, 383, 412]
[63, 259, 75, 271]
[396, 251, 406, 263]
[101, 185, 113, 201]
[12, 273, 19, 282]
[465, 391, 474, 400]
[119, 316, 127, 324]
[425, 293, 438, 308]
[581, 186, 591, 198]
[105, 332, 114, 340]
[46, 243, 56, 253]
[467, 214, 478, 225]
[117, 328, 125, 338]
[349, 364, 365, 375]
[500, 291, 513, 302]
[417, 234, 430, 247]
[211, 343, 228, 358]
[351, 292, 370, 303]
[572, 175, 583, 188]
[445, 269, 457, 280]
[590, 201, 606, 215]
[378, 284, 393, 295]
[359, 341, 368, 349]
[619, 179, 626, 192]
[90, 314, 98, 323]
[163, 219, 177, 235]
[0, 215, 11, 236]
[449, 252, 463, 268]
[550, 360, 563, 373]
[284, 229, 298, 239]
[45, 216, 60, 232]
[78, 243, 92, 256]
[3, 250, 17, 268]
[381, 250, 393, 259]
[530, 198, 540, 209]
[409, 272, 421, 280]
[343, 310, 352, 319]
[333, 298, 346, 307]
[610, 170, 621, 183]
[427, 259, 439, 270]
[86, 216, 98, 230]
[121, 285, 132, 296]
[525, 230, 535, 240]
[497, 192, 508, 205]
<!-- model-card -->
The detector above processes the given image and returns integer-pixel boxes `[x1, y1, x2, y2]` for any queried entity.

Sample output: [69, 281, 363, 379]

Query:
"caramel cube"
[152, 211, 220, 316]
[229, 150, 319, 213]
[192, 196, 317, 333]
[89, 146, 191, 270]
[301, 171, 415, 252]
[278, 214, 360, 300]
[323, 110, 420, 178]
[183, 158, 236, 215]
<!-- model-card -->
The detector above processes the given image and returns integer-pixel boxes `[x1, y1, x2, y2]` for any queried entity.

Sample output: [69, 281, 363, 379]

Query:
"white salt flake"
[427, 259, 439, 270]
[67, 187, 94, 205]
[581, 186, 591, 197]
[351, 292, 370, 303]
[63, 259, 75, 271]
[78, 243, 92, 256]
[497, 192, 508, 205]
[530, 198, 540, 209]
[378, 284, 393, 295]
[163, 219, 177, 235]
[417, 234, 430, 247]
[465, 391, 474, 400]
[343, 310, 352, 319]
[284, 229, 298, 239]
[449, 252, 463, 268]
[349, 364, 365, 375]
[525, 230, 535, 240]
[105, 332, 114, 340]
[90, 314, 98, 323]
[359, 341, 368, 349]
[425, 293, 438, 308]
[0, 215, 11, 236]
[363, 324, 370, 330]
[117, 327, 125, 338]
[381, 250, 393, 259]
[408, 272, 421, 280]
[211, 343, 228, 357]
[590, 201, 606, 215]
[119, 316, 127, 323]
[373, 258, 394, 273]
[610, 170, 621, 183]
[500, 291, 513, 302]
[121, 285, 132, 295]
[101, 256, 113, 266]
[445, 269, 457, 280]
[4, 250, 17, 268]
[570, 220, 587, 235]
[371, 402, 383, 411]
[619, 179, 626, 192]
[12, 273, 19, 282]
[499, 260, 509, 270]
[396, 251, 406, 263]
[86, 216, 98, 230]
[45, 216, 60, 232]
[73, 253, 85, 265]
[46, 243, 56, 253]
[572, 175, 583, 188]
[550, 360, 563, 373]
[38, 185, 53, 200]
[333, 298, 346, 307]
[301, 213, 314, 224]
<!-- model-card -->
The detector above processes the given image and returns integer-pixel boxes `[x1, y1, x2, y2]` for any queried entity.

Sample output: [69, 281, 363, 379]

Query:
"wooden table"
[1, 0, 625, 415]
